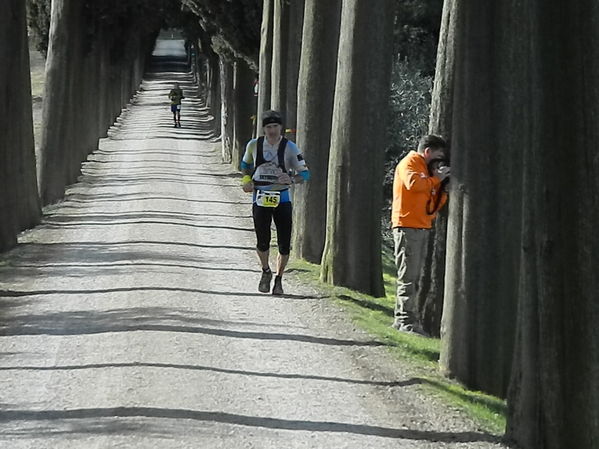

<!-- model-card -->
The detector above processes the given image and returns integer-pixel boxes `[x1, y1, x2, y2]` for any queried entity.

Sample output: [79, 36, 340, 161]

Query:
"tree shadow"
[0, 361, 422, 388]
[0, 306, 382, 347]
[62, 192, 246, 205]
[17, 240, 254, 252]
[338, 294, 394, 317]
[88, 152, 224, 161]
[45, 211, 252, 220]
[79, 171, 240, 179]
[420, 378, 507, 417]
[0, 407, 504, 444]
[109, 134, 213, 142]
[3, 243, 254, 273]
[0, 262, 257, 280]
[76, 177, 240, 188]
[0, 306, 297, 331]
[39, 218, 253, 233]
[73, 179, 240, 189]
[284, 267, 311, 274]
[42, 213, 251, 229]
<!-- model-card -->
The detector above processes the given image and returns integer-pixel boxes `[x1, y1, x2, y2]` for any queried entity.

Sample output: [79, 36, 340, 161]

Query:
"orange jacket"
[391, 151, 447, 229]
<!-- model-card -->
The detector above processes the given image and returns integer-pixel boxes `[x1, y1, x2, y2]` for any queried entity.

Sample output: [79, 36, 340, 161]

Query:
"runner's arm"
[240, 140, 256, 191]
[285, 141, 310, 184]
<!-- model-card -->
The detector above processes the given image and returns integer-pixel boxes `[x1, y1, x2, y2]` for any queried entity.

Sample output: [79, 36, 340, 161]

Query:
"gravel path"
[0, 40, 508, 449]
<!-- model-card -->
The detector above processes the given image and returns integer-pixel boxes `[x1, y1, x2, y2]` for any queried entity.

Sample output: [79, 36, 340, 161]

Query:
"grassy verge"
[288, 249, 506, 435]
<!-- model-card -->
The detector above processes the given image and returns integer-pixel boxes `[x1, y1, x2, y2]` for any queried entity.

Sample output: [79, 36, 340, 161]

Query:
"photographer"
[390, 135, 450, 335]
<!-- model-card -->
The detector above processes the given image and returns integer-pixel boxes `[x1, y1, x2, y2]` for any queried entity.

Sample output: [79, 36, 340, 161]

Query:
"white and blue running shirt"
[241, 137, 308, 190]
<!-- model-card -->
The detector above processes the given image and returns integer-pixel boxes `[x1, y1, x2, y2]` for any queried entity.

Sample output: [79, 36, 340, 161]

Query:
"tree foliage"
[26, 0, 51, 56]
[82, 0, 181, 62]
[181, 0, 261, 67]
[26, 0, 262, 69]
[27, 0, 184, 61]
[394, 0, 443, 75]
[384, 59, 432, 195]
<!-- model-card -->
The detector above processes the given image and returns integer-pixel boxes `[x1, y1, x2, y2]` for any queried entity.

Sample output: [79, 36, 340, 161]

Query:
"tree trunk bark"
[220, 59, 235, 163]
[292, 0, 342, 263]
[271, 0, 289, 113]
[40, 0, 80, 204]
[256, 0, 274, 134]
[232, 60, 256, 170]
[414, 0, 458, 337]
[284, 0, 304, 142]
[507, 2, 599, 448]
[438, 0, 524, 399]
[0, 0, 41, 252]
[320, 0, 395, 296]
[208, 53, 221, 137]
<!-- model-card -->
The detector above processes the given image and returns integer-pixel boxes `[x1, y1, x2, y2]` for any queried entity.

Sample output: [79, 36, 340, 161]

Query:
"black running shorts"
[252, 201, 292, 255]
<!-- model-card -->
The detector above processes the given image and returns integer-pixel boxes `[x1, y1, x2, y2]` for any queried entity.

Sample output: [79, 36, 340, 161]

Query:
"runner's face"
[264, 123, 282, 139]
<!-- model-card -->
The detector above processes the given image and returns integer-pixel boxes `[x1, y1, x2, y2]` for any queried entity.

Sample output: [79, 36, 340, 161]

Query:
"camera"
[427, 158, 450, 195]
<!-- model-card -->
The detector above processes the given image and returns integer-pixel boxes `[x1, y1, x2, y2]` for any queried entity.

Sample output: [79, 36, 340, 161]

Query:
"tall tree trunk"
[271, 0, 289, 113]
[74, 49, 99, 178]
[439, 0, 523, 398]
[284, 0, 304, 142]
[194, 35, 211, 101]
[232, 60, 256, 169]
[40, 0, 81, 204]
[320, 0, 395, 296]
[208, 53, 221, 136]
[415, 0, 458, 336]
[256, 0, 274, 134]
[0, 0, 41, 252]
[292, 0, 342, 263]
[96, 38, 110, 138]
[220, 59, 234, 162]
[507, 2, 599, 448]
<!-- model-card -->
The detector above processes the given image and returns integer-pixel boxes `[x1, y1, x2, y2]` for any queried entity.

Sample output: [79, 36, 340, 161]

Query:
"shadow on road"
[0, 306, 382, 348]
[0, 407, 503, 444]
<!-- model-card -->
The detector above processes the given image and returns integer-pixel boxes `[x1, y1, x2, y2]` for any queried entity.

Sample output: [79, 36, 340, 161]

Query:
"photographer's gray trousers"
[393, 227, 429, 325]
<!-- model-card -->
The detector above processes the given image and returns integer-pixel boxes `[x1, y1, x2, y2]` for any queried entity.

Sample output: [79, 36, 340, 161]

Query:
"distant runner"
[241, 110, 310, 295]
[168, 83, 184, 127]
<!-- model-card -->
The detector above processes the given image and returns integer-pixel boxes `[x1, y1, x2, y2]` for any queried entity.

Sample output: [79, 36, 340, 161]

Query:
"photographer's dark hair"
[417, 134, 448, 153]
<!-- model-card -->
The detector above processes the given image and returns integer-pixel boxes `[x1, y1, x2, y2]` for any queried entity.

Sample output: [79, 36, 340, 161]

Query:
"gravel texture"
[0, 40, 508, 449]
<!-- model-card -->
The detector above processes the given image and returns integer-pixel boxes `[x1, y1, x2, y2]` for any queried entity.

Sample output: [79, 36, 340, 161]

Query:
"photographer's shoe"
[258, 268, 272, 293]
[391, 320, 429, 337]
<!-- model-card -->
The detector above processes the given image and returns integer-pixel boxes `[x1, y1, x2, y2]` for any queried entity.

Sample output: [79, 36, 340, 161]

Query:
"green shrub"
[27, 0, 51, 56]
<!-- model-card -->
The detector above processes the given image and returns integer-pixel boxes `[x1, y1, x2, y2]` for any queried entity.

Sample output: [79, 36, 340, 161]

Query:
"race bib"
[256, 190, 281, 208]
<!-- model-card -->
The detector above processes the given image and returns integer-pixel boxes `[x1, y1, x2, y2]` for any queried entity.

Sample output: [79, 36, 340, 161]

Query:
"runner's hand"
[277, 173, 292, 185]
[242, 181, 254, 192]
